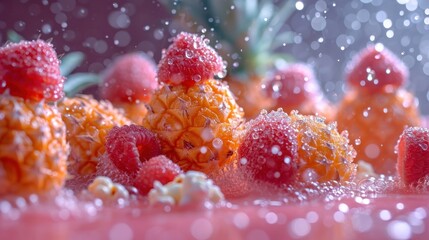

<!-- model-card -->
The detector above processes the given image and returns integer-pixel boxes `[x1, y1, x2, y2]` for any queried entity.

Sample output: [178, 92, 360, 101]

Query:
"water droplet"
[212, 138, 223, 149]
[355, 138, 361, 146]
[185, 50, 194, 58]
[192, 75, 201, 82]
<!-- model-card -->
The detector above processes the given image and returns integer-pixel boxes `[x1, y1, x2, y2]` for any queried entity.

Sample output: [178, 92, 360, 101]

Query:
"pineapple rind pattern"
[0, 94, 69, 195]
[58, 95, 131, 181]
[143, 79, 244, 173]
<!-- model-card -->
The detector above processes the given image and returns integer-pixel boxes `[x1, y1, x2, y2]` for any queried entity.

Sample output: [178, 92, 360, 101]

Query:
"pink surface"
[1, 192, 428, 240]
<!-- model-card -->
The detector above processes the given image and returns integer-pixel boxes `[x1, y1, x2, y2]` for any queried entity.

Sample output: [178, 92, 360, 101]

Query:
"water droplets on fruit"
[212, 138, 223, 149]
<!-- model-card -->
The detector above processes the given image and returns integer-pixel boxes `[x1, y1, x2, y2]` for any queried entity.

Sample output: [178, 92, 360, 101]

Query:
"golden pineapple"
[289, 111, 357, 183]
[0, 40, 68, 196]
[0, 95, 69, 195]
[144, 79, 243, 172]
[58, 94, 131, 188]
[143, 32, 244, 173]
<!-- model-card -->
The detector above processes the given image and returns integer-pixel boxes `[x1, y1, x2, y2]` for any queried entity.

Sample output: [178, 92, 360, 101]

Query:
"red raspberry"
[105, 125, 162, 177]
[99, 53, 158, 103]
[133, 155, 182, 195]
[265, 63, 322, 110]
[396, 127, 429, 186]
[96, 153, 133, 186]
[346, 43, 408, 92]
[237, 110, 298, 186]
[0, 40, 64, 101]
[157, 32, 225, 87]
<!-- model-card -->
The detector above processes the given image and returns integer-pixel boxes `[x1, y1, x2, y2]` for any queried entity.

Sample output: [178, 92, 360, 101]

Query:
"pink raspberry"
[265, 63, 322, 110]
[157, 32, 225, 87]
[105, 125, 162, 177]
[133, 155, 182, 195]
[346, 44, 408, 92]
[99, 53, 158, 103]
[237, 110, 298, 186]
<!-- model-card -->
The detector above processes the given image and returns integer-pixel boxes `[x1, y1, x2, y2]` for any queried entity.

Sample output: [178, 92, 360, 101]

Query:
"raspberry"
[0, 40, 64, 101]
[265, 63, 323, 111]
[396, 127, 429, 186]
[237, 110, 298, 186]
[157, 32, 225, 87]
[96, 153, 132, 186]
[99, 53, 158, 103]
[133, 155, 182, 195]
[105, 125, 162, 177]
[346, 43, 407, 92]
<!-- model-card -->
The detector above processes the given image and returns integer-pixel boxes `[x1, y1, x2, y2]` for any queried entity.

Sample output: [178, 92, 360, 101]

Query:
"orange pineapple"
[336, 89, 420, 174]
[289, 111, 357, 183]
[336, 44, 421, 174]
[58, 94, 131, 189]
[143, 32, 244, 173]
[0, 40, 68, 195]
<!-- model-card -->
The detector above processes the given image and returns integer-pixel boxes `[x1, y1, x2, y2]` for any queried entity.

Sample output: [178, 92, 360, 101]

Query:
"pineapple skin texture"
[289, 111, 357, 183]
[0, 95, 69, 195]
[58, 95, 131, 183]
[336, 89, 421, 174]
[143, 79, 244, 173]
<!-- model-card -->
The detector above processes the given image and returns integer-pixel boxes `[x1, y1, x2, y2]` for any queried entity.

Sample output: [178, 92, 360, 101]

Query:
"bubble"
[289, 218, 311, 237]
[379, 209, 392, 221]
[387, 221, 412, 240]
[311, 16, 327, 31]
[295, 1, 304, 10]
[364, 144, 380, 159]
[212, 138, 223, 149]
[108, 11, 131, 29]
[113, 31, 131, 47]
[109, 223, 133, 240]
[191, 218, 213, 240]
[233, 212, 250, 229]
[265, 212, 278, 224]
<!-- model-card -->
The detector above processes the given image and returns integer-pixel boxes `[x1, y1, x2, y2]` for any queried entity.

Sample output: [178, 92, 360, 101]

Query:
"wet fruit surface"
[396, 127, 429, 186]
[133, 155, 182, 195]
[0, 40, 64, 102]
[290, 111, 357, 183]
[238, 110, 298, 186]
[157, 32, 225, 87]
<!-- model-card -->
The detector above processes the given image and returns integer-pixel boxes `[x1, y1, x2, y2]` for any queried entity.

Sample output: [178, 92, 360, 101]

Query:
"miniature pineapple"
[58, 95, 131, 189]
[0, 40, 68, 195]
[161, 0, 299, 118]
[143, 32, 244, 173]
[336, 44, 421, 174]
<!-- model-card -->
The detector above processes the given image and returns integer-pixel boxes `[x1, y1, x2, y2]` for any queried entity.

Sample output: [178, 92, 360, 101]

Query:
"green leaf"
[7, 30, 23, 43]
[60, 52, 85, 76]
[64, 73, 99, 97]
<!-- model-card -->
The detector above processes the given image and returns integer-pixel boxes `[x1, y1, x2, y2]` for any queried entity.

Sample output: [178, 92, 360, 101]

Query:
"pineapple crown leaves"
[160, 0, 296, 80]
[61, 52, 99, 97]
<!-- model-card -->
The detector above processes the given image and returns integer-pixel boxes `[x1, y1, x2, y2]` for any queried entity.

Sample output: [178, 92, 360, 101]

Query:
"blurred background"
[0, 0, 429, 113]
